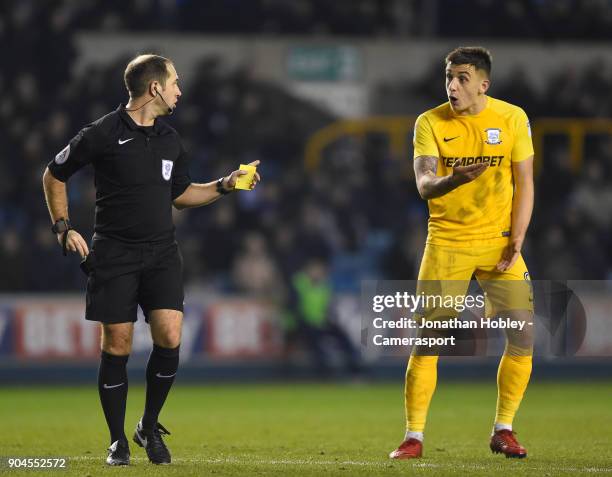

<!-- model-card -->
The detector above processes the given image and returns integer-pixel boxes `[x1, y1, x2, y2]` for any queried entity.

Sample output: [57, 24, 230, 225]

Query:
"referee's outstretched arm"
[172, 160, 261, 210]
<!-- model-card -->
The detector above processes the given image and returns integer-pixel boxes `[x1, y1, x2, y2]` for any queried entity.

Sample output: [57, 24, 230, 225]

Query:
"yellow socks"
[403, 344, 531, 436]
[405, 355, 439, 434]
[495, 344, 533, 426]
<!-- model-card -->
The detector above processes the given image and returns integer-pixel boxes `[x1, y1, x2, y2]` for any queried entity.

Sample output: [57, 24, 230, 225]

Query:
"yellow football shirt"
[413, 96, 533, 246]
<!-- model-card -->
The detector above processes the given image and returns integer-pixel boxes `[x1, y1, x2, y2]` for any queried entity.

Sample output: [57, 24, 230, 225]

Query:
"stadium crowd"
[1, 0, 612, 38]
[1, 1, 612, 295]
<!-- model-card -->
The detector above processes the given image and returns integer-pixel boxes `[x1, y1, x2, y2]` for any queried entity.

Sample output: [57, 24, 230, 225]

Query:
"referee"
[42, 54, 260, 466]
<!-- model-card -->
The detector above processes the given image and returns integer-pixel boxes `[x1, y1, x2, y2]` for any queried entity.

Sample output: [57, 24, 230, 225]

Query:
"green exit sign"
[286, 46, 362, 82]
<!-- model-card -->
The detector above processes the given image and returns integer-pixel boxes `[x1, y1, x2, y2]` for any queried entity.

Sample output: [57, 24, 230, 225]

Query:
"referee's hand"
[226, 160, 261, 190]
[56, 230, 89, 259]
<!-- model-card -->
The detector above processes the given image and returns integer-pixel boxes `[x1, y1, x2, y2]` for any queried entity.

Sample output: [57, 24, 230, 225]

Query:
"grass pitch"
[1, 381, 611, 476]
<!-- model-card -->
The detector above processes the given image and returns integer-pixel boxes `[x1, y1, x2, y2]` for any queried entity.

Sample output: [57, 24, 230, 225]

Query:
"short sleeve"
[171, 140, 191, 200]
[511, 108, 534, 163]
[413, 114, 439, 159]
[47, 124, 100, 182]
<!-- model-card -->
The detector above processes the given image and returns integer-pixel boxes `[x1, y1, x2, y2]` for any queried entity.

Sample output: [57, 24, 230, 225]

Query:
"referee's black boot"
[106, 438, 130, 466]
[133, 420, 171, 464]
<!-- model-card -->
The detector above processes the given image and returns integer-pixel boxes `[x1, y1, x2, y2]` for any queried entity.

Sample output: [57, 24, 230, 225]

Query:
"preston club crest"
[485, 128, 502, 145]
[161, 159, 173, 181]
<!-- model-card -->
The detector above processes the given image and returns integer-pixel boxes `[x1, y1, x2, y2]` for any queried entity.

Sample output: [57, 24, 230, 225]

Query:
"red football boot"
[389, 438, 423, 459]
[490, 429, 527, 458]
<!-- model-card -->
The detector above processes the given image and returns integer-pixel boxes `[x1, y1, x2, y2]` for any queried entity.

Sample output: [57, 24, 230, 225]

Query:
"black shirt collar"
[117, 104, 165, 136]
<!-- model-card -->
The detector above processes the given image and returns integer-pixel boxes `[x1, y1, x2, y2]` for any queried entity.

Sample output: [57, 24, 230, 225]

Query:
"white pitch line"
[69, 456, 389, 467]
[66, 455, 612, 473]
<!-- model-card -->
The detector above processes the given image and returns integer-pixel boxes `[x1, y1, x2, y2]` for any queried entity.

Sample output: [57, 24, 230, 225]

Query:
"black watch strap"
[61, 229, 69, 256]
[51, 218, 71, 234]
[216, 177, 231, 195]
[51, 219, 72, 256]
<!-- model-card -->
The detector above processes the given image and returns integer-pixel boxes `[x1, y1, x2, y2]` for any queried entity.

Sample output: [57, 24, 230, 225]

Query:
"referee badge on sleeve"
[161, 159, 173, 181]
[55, 144, 70, 164]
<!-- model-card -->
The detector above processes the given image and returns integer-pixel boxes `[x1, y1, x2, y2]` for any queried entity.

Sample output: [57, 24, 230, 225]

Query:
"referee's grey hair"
[124, 54, 172, 98]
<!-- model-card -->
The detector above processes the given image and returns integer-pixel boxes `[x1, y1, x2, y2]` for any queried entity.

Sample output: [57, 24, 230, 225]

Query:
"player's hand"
[496, 240, 522, 272]
[57, 229, 89, 259]
[451, 161, 489, 185]
[225, 160, 261, 190]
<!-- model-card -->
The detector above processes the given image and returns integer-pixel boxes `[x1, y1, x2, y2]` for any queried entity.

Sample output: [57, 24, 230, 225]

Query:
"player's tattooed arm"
[414, 155, 488, 200]
[414, 155, 455, 200]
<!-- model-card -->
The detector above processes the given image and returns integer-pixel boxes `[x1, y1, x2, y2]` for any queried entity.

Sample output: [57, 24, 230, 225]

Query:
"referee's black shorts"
[81, 237, 184, 324]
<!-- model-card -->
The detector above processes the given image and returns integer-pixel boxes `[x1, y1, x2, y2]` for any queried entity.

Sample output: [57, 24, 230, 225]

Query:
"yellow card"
[234, 164, 257, 190]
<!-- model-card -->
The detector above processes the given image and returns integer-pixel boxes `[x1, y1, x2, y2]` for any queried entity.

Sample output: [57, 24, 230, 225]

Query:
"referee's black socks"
[98, 351, 129, 444]
[142, 344, 180, 429]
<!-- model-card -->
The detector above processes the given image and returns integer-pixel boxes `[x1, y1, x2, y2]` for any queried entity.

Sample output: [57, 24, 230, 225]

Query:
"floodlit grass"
[1, 381, 611, 476]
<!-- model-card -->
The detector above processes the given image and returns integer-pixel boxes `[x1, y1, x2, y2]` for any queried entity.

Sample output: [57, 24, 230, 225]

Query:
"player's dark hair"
[445, 46, 492, 77]
[124, 54, 172, 98]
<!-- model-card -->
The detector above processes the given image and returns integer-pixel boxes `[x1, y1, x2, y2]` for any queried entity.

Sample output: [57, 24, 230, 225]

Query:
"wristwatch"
[51, 218, 72, 234]
[52, 218, 72, 256]
[216, 177, 232, 195]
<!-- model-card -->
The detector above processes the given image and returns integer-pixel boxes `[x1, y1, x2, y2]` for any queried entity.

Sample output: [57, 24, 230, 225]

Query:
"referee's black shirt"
[48, 105, 191, 243]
